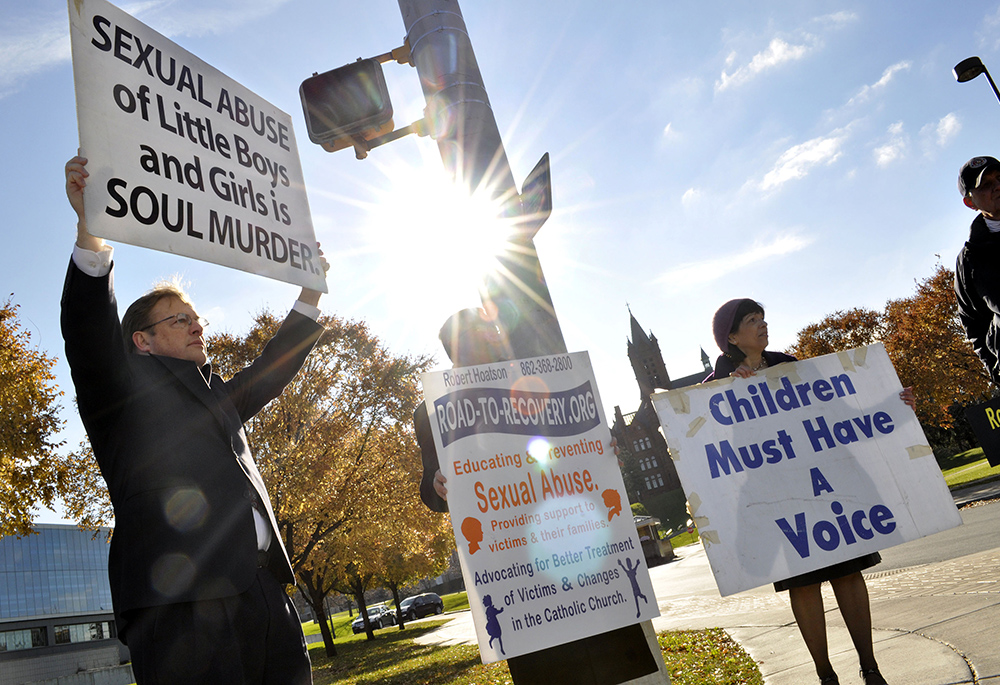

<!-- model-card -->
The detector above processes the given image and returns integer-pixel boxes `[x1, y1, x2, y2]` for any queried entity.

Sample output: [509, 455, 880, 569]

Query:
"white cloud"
[759, 131, 847, 191]
[813, 11, 859, 26]
[654, 234, 814, 289]
[847, 61, 911, 106]
[716, 38, 812, 92]
[0, 0, 292, 99]
[873, 121, 907, 167]
[934, 113, 961, 147]
[137, 0, 295, 38]
[0, 15, 70, 98]
[874, 141, 904, 167]
[977, 6, 1000, 51]
[917, 113, 961, 156]
[681, 188, 699, 205]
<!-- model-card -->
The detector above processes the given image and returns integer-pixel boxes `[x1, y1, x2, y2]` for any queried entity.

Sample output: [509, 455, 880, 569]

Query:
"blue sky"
[5, 0, 999, 523]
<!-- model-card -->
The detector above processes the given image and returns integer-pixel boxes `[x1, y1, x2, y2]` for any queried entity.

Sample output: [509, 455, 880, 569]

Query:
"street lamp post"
[954, 56, 1000, 106]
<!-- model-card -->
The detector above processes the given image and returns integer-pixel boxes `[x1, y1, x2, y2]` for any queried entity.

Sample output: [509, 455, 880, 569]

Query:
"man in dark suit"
[61, 156, 324, 684]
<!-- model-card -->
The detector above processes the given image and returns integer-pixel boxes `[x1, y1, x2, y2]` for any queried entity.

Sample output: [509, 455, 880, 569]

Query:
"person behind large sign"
[61, 156, 326, 685]
[414, 307, 505, 512]
[708, 298, 914, 685]
[414, 309, 654, 684]
[955, 156, 1000, 386]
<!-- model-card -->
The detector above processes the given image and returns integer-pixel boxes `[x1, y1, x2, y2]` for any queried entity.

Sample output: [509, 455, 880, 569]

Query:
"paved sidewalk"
[651, 543, 1000, 684]
[414, 481, 1000, 683]
[651, 481, 1000, 684]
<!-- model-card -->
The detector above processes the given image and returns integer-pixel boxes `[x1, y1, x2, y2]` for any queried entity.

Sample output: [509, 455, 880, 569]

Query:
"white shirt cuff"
[72, 244, 114, 277]
[292, 300, 321, 321]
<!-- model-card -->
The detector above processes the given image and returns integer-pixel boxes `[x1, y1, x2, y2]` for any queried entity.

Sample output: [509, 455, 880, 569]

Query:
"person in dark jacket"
[62, 156, 325, 684]
[955, 155, 1000, 385]
[414, 307, 505, 511]
[709, 298, 914, 685]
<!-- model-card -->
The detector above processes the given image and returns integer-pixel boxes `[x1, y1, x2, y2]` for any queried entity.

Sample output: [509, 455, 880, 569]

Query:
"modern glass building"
[0, 524, 133, 685]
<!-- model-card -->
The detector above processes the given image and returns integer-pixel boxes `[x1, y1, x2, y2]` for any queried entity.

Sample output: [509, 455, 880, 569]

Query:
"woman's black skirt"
[773, 552, 881, 592]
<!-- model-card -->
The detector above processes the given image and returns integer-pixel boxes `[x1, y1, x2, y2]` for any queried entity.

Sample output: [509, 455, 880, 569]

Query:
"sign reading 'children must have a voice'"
[421, 352, 659, 663]
[651, 344, 961, 597]
[69, 0, 326, 291]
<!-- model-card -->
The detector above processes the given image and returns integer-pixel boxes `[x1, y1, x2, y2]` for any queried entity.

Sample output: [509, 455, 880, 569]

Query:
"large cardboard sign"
[651, 344, 961, 597]
[68, 0, 326, 291]
[420, 352, 659, 663]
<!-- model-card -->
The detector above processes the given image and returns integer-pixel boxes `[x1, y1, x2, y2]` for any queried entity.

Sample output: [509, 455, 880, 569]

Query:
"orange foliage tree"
[882, 265, 990, 451]
[786, 307, 884, 360]
[787, 265, 991, 455]
[1, 299, 65, 537]
[207, 310, 434, 655]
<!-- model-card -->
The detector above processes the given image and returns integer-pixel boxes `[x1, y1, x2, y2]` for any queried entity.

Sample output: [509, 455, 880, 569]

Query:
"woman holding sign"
[709, 299, 914, 685]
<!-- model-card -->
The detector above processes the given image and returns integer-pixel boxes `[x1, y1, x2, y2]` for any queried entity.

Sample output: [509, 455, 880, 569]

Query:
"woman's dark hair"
[725, 299, 765, 364]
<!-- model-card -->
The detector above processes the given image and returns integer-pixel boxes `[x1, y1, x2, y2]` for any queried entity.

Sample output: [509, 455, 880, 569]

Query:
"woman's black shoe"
[860, 667, 888, 685]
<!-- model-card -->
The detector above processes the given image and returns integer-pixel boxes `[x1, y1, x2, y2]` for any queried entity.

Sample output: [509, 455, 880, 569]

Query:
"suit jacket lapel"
[153, 355, 233, 433]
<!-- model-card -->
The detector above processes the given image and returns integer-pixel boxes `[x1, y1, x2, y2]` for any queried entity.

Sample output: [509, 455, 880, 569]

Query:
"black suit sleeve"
[223, 310, 324, 422]
[60, 259, 131, 450]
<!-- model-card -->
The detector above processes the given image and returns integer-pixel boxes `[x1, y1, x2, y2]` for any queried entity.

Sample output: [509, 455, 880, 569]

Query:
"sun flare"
[361, 160, 517, 314]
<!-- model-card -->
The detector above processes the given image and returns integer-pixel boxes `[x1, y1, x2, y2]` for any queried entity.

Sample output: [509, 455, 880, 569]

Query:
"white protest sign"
[651, 344, 961, 597]
[420, 351, 659, 663]
[69, 0, 326, 292]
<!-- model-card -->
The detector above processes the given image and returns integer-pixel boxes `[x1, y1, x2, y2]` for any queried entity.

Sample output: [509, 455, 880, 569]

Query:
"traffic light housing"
[300, 59, 394, 151]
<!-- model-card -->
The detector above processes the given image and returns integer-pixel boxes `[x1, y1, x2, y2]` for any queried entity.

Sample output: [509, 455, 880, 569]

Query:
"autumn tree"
[788, 265, 991, 456]
[207, 310, 432, 654]
[375, 493, 454, 630]
[0, 299, 65, 537]
[882, 265, 990, 452]
[56, 440, 113, 533]
[786, 307, 884, 360]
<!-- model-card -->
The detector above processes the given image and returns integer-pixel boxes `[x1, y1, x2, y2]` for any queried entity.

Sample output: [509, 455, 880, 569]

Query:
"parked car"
[398, 592, 444, 620]
[351, 604, 397, 634]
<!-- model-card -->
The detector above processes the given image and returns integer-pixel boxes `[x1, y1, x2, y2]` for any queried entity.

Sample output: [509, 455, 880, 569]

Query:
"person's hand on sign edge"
[433, 469, 448, 501]
[899, 386, 915, 410]
[66, 154, 105, 253]
[297, 243, 329, 306]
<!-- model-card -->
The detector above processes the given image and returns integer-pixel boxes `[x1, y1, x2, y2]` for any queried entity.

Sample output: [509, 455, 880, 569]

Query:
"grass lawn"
[306, 616, 760, 685]
[940, 448, 1000, 489]
[668, 530, 700, 548]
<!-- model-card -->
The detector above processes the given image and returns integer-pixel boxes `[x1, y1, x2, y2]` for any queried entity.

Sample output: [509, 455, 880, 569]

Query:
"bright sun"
[359, 151, 518, 318]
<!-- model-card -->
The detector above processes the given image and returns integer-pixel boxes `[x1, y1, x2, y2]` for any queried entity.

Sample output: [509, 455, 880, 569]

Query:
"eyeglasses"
[140, 312, 209, 332]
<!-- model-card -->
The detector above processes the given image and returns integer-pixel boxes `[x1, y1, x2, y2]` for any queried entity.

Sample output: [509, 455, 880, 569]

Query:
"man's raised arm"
[66, 155, 105, 253]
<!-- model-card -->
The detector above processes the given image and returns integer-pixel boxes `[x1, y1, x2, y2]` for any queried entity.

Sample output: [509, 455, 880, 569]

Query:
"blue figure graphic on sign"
[482, 594, 505, 655]
[617, 557, 649, 618]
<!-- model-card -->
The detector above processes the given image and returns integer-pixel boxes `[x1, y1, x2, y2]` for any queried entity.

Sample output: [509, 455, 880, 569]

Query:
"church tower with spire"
[612, 310, 710, 503]
[627, 309, 672, 398]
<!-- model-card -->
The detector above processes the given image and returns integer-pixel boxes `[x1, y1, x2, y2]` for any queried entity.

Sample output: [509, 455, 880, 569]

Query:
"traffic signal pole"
[396, 0, 568, 360]
[396, 1, 669, 683]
